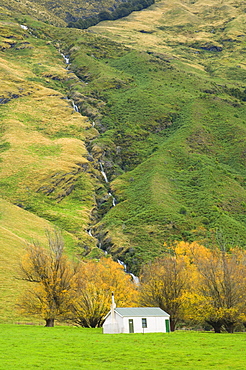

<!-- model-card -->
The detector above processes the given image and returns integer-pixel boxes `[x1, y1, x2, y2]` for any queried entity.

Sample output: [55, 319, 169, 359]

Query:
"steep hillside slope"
[0, 11, 105, 255]
[0, 0, 246, 319]
[0, 0, 153, 26]
[84, 0, 246, 271]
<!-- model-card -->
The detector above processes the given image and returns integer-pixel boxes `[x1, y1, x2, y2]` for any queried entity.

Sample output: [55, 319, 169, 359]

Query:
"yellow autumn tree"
[139, 241, 246, 332]
[139, 250, 191, 331]
[192, 247, 246, 333]
[173, 242, 246, 333]
[18, 230, 77, 327]
[72, 257, 138, 327]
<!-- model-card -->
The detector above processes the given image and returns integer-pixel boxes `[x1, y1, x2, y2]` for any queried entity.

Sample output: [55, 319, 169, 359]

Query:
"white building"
[103, 306, 170, 334]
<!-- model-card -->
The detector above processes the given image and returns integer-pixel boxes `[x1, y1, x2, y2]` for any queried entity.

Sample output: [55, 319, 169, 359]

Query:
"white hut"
[103, 295, 170, 334]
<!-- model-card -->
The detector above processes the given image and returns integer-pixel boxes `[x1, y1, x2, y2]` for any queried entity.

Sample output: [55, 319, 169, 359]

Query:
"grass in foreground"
[0, 325, 246, 369]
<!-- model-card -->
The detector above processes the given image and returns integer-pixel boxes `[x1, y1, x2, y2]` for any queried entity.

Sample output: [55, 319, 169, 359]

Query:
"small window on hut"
[142, 318, 147, 328]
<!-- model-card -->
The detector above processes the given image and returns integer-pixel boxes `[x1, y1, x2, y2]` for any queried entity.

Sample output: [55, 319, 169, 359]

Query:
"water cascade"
[108, 192, 116, 207]
[58, 50, 135, 277]
[99, 162, 117, 207]
[88, 229, 93, 238]
[61, 53, 70, 65]
[72, 100, 79, 112]
[99, 161, 109, 183]
[118, 259, 139, 285]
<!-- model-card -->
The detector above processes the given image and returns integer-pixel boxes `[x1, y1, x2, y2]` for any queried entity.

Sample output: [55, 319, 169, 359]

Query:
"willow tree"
[18, 230, 76, 327]
[72, 257, 138, 327]
[139, 252, 190, 331]
[174, 242, 246, 333]
[193, 247, 246, 333]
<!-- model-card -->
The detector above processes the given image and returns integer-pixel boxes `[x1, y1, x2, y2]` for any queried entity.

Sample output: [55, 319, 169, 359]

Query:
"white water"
[117, 259, 127, 271]
[118, 259, 139, 285]
[99, 164, 117, 206]
[88, 229, 93, 237]
[130, 273, 140, 285]
[72, 100, 79, 112]
[20, 25, 28, 30]
[99, 162, 109, 183]
[108, 192, 116, 207]
[61, 53, 70, 65]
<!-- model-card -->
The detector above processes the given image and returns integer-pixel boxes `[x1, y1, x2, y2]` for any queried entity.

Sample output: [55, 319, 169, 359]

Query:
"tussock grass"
[0, 14, 101, 320]
[0, 199, 52, 322]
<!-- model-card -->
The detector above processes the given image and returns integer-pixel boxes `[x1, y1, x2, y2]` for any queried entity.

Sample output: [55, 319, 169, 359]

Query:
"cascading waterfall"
[61, 53, 70, 65]
[108, 192, 116, 207]
[117, 259, 127, 271]
[99, 161, 109, 183]
[118, 259, 140, 285]
[72, 100, 79, 112]
[88, 229, 93, 238]
[59, 49, 137, 282]
[99, 162, 117, 207]
[86, 163, 117, 255]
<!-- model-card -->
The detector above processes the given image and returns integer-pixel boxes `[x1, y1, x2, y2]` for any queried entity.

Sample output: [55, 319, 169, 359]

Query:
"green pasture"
[1, 1, 246, 314]
[0, 325, 246, 370]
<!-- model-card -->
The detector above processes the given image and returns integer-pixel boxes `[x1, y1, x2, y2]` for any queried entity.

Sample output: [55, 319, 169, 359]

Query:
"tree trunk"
[170, 318, 176, 332]
[45, 318, 55, 327]
[206, 320, 223, 333]
[224, 322, 235, 333]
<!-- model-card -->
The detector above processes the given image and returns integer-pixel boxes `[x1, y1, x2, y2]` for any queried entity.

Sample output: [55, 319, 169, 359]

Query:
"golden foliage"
[139, 251, 190, 331]
[72, 257, 138, 327]
[18, 230, 77, 326]
[140, 241, 246, 332]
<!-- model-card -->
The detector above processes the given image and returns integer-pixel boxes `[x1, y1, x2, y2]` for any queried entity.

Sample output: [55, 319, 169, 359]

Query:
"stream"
[61, 51, 138, 284]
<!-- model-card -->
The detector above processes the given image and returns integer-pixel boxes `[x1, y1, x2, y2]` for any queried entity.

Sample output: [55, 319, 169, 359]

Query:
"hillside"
[0, 0, 153, 26]
[0, 0, 246, 320]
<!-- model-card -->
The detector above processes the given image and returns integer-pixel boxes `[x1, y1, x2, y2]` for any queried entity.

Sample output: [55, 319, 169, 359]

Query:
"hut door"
[165, 319, 170, 333]
[129, 319, 134, 333]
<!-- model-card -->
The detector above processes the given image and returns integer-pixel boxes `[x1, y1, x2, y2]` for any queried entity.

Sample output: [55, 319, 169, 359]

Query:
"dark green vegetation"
[0, 0, 154, 27]
[1, 325, 246, 369]
[0, 0, 246, 319]
[68, 0, 155, 29]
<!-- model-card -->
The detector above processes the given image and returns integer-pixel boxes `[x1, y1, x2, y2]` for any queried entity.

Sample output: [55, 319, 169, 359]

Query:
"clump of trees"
[18, 230, 138, 327]
[139, 242, 246, 333]
[139, 253, 189, 331]
[72, 257, 137, 327]
[18, 233, 246, 332]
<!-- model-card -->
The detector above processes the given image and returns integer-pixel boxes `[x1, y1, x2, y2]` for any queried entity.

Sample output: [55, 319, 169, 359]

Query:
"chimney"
[111, 292, 116, 322]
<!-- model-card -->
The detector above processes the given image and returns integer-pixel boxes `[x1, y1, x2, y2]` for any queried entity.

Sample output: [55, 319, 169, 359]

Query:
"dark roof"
[114, 307, 169, 317]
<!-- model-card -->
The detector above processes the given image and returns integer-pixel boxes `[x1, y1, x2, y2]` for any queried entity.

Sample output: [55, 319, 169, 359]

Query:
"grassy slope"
[0, 10, 99, 247]
[1, 326, 246, 369]
[0, 10, 105, 321]
[0, 0, 246, 319]
[0, 199, 53, 322]
[0, 0, 138, 26]
[84, 0, 246, 272]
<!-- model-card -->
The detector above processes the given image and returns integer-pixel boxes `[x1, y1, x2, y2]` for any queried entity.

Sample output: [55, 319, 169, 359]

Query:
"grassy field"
[0, 325, 246, 369]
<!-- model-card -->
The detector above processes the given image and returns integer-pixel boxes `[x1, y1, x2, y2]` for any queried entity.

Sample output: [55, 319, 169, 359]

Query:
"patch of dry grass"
[91, 0, 246, 73]
[0, 16, 98, 322]
[0, 199, 53, 322]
